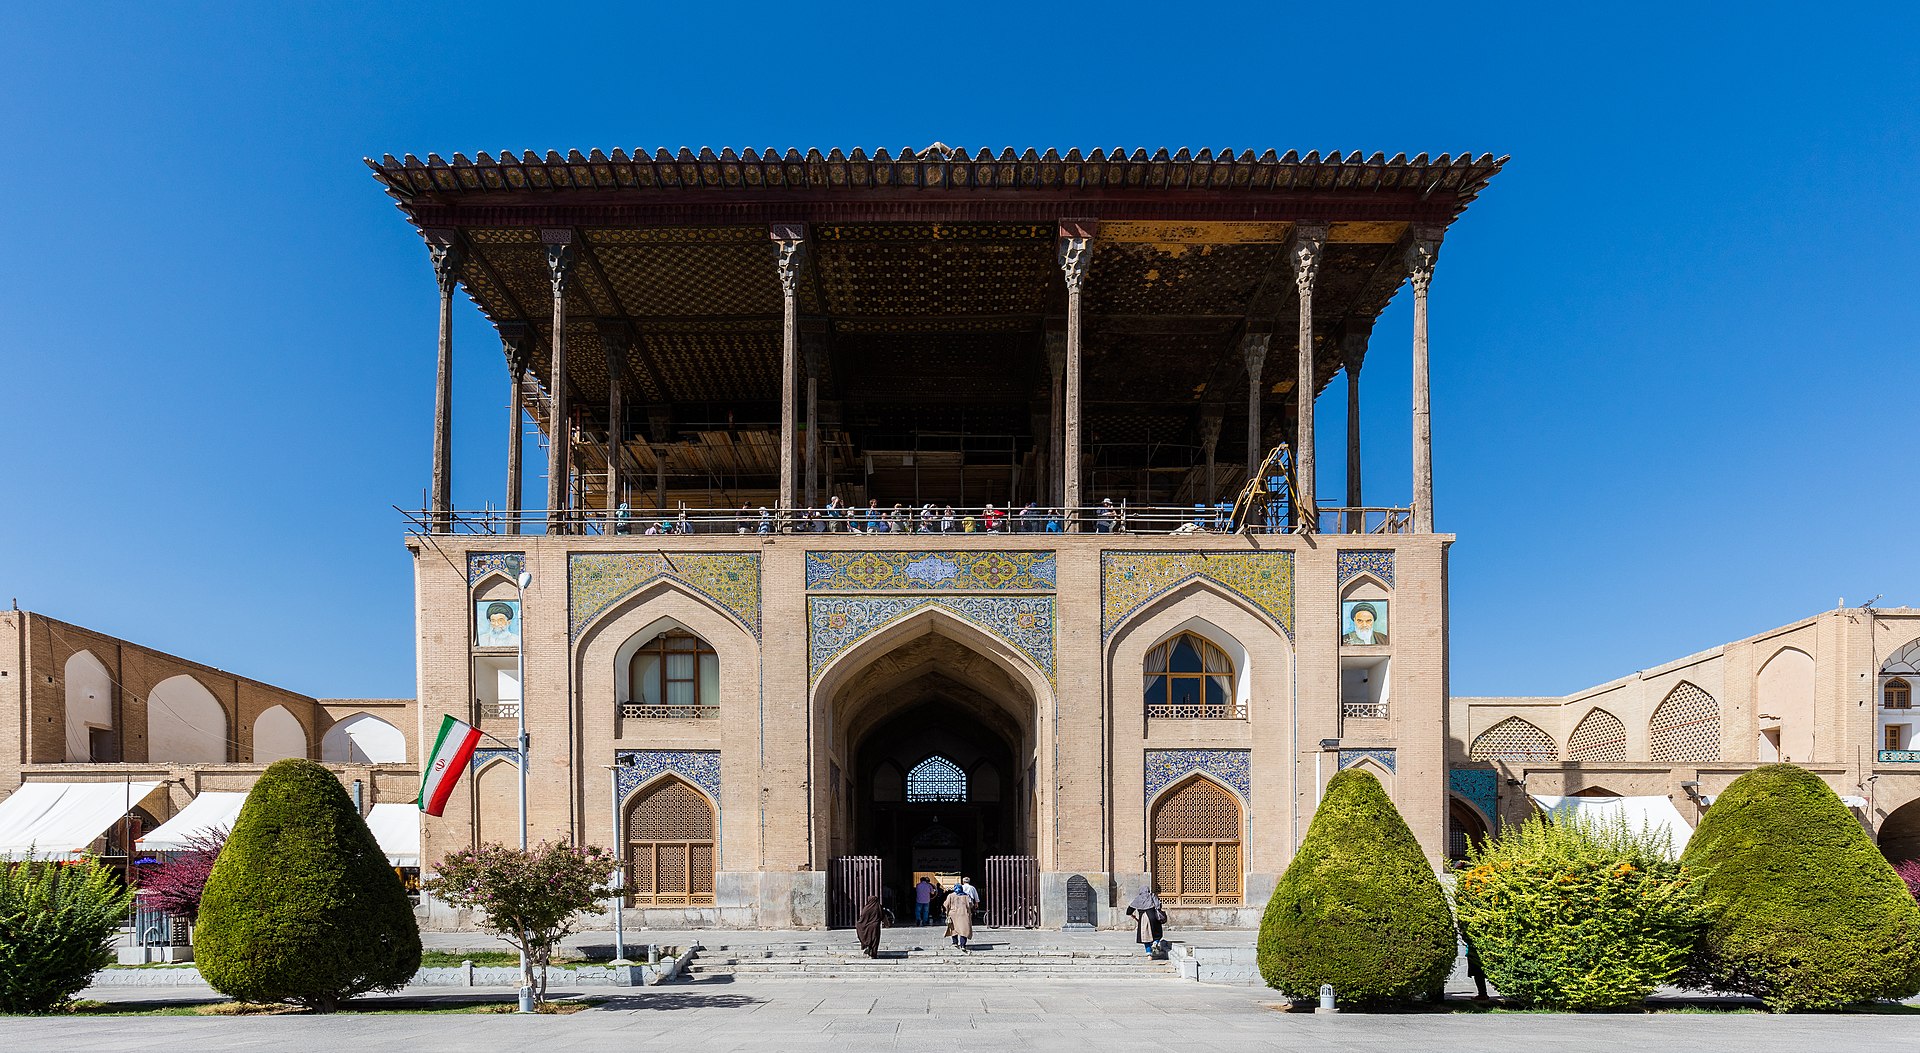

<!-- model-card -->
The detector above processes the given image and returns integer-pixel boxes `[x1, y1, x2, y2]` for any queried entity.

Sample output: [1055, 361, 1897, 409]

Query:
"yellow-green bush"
[0, 857, 134, 1014]
[1453, 812, 1705, 1010]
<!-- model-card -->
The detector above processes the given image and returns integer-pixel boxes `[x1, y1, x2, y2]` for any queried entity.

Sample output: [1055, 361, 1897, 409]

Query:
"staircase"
[683, 938, 1180, 981]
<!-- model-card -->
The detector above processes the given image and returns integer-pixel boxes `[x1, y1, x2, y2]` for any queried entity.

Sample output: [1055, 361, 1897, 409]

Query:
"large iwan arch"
[146, 675, 227, 763]
[63, 651, 113, 762]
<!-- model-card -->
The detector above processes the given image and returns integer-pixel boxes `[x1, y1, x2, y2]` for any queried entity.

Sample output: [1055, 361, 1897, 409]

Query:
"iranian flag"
[417, 715, 483, 816]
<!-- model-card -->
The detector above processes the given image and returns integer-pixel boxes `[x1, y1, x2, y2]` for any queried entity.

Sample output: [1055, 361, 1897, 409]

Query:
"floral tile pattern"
[805, 550, 1057, 591]
[1337, 747, 1397, 774]
[614, 749, 722, 805]
[1144, 749, 1252, 804]
[568, 552, 761, 640]
[807, 595, 1056, 686]
[470, 747, 520, 771]
[467, 552, 525, 585]
[1337, 550, 1395, 589]
[1101, 551, 1294, 640]
[1449, 767, 1497, 820]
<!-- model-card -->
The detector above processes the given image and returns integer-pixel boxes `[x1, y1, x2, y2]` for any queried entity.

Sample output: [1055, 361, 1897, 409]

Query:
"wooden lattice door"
[625, 777, 716, 906]
[1150, 777, 1243, 904]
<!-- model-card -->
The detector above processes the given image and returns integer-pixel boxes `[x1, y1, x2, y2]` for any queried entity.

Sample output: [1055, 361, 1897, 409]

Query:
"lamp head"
[517, 571, 534, 590]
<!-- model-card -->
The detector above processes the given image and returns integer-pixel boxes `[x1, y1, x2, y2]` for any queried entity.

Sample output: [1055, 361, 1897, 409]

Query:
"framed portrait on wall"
[1341, 600, 1388, 646]
[475, 599, 521, 648]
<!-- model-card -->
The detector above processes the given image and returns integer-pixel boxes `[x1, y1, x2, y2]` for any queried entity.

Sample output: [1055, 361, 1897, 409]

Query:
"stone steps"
[685, 945, 1179, 981]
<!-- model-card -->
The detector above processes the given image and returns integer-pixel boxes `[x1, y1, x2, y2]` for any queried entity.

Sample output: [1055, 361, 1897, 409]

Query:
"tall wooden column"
[1341, 318, 1373, 527]
[542, 229, 573, 534]
[1408, 234, 1441, 533]
[427, 231, 462, 533]
[803, 336, 823, 511]
[501, 323, 529, 535]
[772, 224, 806, 527]
[1199, 409, 1223, 505]
[600, 322, 630, 525]
[1289, 225, 1326, 532]
[1045, 331, 1066, 508]
[1057, 221, 1093, 529]
[1241, 333, 1270, 484]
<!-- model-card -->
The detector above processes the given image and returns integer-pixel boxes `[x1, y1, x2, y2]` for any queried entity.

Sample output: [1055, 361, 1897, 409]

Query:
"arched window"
[624, 777, 715, 906]
[1447, 798, 1488, 865]
[906, 755, 967, 802]
[1567, 708, 1628, 763]
[1650, 681, 1721, 763]
[1469, 717, 1558, 762]
[1151, 777, 1242, 904]
[623, 630, 718, 719]
[1144, 632, 1237, 719]
[1886, 678, 1912, 710]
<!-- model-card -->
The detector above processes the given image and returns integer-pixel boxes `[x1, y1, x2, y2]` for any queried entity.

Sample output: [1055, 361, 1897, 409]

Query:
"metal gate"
[827, 855, 882, 929]
[982, 855, 1038, 928]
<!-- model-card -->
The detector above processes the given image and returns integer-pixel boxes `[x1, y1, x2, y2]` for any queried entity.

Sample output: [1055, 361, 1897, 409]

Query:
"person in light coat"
[943, 883, 975, 953]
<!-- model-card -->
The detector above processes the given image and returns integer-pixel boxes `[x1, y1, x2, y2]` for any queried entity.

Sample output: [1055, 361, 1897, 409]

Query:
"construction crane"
[1226, 444, 1300, 534]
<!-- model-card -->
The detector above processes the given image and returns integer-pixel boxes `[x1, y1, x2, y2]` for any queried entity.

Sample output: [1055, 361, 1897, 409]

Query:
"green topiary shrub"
[1258, 768, 1456, 1004]
[1681, 763, 1920, 1011]
[0, 857, 135, 1014]
[1453, 811, 1706, 1010]
[195, 759, 420, 1011]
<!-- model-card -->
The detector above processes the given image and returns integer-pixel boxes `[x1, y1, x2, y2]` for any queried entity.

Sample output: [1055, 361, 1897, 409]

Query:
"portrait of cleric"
[475, 600, 521, 648]
[1341, 600, 1388, 646]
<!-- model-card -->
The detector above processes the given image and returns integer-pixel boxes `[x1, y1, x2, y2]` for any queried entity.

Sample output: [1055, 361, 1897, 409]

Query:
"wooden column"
[772, 224, 806, 528]
[1057, 221, 1093, 529]
[501, 323, 529, 535]
[1408, 234, 1441, 533]
[1199, 409, 1223, 505]
[600, 322, 629, 526]
[1030, 405, 1050, 504]
[427, 231, 462, 533]
[649, 411, 672, 512]
[1289, 225, 1326, 533]
[541, 229, 573, 533]
[1341, 318, 1373, 527]
[1241, 333, 1270, 484]
[1045, 331, 1066, 508]
[803, 336, 824, 512]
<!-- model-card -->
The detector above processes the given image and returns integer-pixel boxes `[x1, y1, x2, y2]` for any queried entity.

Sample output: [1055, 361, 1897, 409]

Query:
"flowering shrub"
[137, 827, 225, 925]
[1895, 859, 1920, 901]
[426, 842, 616, 1002]
[0, 857, 135, 1014]
[1452, 812, 1706, 1010]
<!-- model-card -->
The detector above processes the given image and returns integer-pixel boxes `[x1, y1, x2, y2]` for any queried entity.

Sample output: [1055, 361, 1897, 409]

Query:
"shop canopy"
[0, 781, 161, 861]
[365, 802, 421, 867]
[1530, 794, 1695, 859]
[136, 791, 248, 853]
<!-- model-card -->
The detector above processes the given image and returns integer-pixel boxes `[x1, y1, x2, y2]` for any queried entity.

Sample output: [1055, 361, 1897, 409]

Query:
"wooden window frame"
[1144, 632, 1242, 720]
[623, 630, 718, 720]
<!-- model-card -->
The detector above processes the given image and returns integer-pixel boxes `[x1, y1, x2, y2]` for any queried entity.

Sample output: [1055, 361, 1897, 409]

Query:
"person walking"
[855, 895, 892, 959]
[913, 876, 934, 926]
[954, 874, 979, 905]
[944, 880, 975, 953]
[1125, 886, 1166, 954]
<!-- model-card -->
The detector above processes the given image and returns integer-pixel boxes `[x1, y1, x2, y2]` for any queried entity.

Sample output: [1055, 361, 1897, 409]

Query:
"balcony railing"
[1880, 749, 1920, 763]
[1146, 703, 1247, 720]
[403, 502, 1416, 538]
[621, 702, 719, 720]
[480, 701, 520, 720]
[1342, 702, 1390, 719]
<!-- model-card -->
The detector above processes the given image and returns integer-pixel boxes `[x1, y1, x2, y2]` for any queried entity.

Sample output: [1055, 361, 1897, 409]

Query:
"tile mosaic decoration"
[808, 595, 1055, 686]
[568, 552, 761, 639]
[1336, 550, 1395, 589]
[1449, 768, 1497, 820]
[1338, 747, 1397, 773]
[1144, 749, 1252, 805]
[1101, 551, 1294, 640]
[468, 552, 525, 585]
[805, 550, 1056, 592]
[470, 747, 521, 771]
[614, 749, 722, 804]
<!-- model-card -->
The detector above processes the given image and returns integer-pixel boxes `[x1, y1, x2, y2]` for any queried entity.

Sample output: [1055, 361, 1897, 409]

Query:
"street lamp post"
[605, 762, 630, 965]
[514, 569, 534, 1014]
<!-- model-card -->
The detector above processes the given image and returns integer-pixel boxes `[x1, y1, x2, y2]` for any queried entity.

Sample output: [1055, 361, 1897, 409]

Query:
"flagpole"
[514, 569, 533, 1014]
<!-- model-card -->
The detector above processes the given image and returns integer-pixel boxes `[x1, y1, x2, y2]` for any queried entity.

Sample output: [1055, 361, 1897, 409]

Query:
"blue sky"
[3, 4, 1915, 698]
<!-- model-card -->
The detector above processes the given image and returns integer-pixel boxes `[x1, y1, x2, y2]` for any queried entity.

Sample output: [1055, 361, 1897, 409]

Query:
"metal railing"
[619, 703, 719, 720]
[1342, 702, 1390, 719]
[1147, 703, 1248, 720]
[402, 502, 1416, 538]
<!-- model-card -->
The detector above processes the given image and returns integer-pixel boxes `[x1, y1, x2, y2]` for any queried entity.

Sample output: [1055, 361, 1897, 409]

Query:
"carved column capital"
[1241, 332, 1271, 376]
[1057, 236, 1091, 294]
[801, 330, 828, 378]
[426, 230, 464, 295]
[543, 230, 573, 297]
[597, 319, 631, 364]
[499, 322, 530, 374]
[1198, 410, 1223, 453]
[771, 223, 808, 297]
[1289, 224, 1328, 293]
[1045, 330, 1067, 375]
[1406, 236, 1441, 295]
[1341, 316, 1375, 373]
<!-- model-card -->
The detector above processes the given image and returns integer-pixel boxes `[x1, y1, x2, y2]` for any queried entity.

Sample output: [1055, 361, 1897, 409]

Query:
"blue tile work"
[1449, 768, 1497, 820]
[1336, 550, 1395, 589]
[468, 552, 525, 585]
[614, 749, 722, 805]
[1338, 747, 1397, 773]
[1144, 749, 1252, 805]
[1101, 551, 1294, 640]
[568, 552, 761, 640]
[805, 550, 1057, 591]
[470, 747, 520, 771]
[808, 595, 1056, 686]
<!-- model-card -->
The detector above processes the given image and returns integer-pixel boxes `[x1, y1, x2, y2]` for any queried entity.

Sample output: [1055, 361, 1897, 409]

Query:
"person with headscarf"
[943, 880, 975, 953]
[1125, 886, 1166, 954]
[855, 894, 891, 959]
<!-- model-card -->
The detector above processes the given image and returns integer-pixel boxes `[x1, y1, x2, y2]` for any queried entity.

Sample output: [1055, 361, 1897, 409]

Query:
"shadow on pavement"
[595, 991, 765, 1012]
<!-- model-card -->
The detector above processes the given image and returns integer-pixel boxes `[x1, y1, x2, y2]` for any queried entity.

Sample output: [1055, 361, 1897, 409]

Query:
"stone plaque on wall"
[1065, 874, 1096, 929]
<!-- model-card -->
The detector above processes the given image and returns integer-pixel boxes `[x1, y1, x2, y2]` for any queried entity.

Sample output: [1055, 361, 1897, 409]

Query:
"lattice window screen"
[1567, 708, 1628, 762]
[1151, 778, 1243, 904]
[1650, 682, 1721, 762]
[907, 755, 968, 802]
[1468, 717, 1559, 761]
[624, 777, 715, 905]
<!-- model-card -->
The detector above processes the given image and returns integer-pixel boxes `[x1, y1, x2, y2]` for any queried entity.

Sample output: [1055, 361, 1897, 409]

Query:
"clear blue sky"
[3, 4, 1916, 699]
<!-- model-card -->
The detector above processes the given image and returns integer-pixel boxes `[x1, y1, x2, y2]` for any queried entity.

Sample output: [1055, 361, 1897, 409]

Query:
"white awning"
[1530, 794, 1695, 859]
[136, 791, 248, 854]
[1840, 795, 1870, 810]
[0, 781, 162, 861]
[364, 803, 420, 867]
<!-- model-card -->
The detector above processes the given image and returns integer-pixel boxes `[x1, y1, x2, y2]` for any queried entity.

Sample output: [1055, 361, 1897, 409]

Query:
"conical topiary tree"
[1681, 763, 1920, 1011]
[1258, 768, 1456, 1004]
[195, 759, 421, 1011]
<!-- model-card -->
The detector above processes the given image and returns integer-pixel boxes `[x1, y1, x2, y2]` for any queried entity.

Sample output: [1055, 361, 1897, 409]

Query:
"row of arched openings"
[1468, 680, 1725, 764]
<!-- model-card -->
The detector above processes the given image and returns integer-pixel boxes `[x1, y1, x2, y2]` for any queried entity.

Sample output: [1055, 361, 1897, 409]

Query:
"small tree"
[1681, 763, 1920, 1011]
[1258, 769, 1456, 1005]
[1453, 811, 1706, 1010]
[195, 759, 421, 1011]
[0, 857, 136, 1014]
[137, 827, 225, 928]
[426, 841, 616, 1003]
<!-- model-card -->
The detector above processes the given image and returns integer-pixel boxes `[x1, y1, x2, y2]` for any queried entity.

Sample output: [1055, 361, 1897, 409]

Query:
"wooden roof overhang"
[369, 147, 1505, 505]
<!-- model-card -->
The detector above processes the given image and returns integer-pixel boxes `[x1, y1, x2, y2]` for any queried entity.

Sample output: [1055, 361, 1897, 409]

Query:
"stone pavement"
[9, 975, 1915, 1052]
